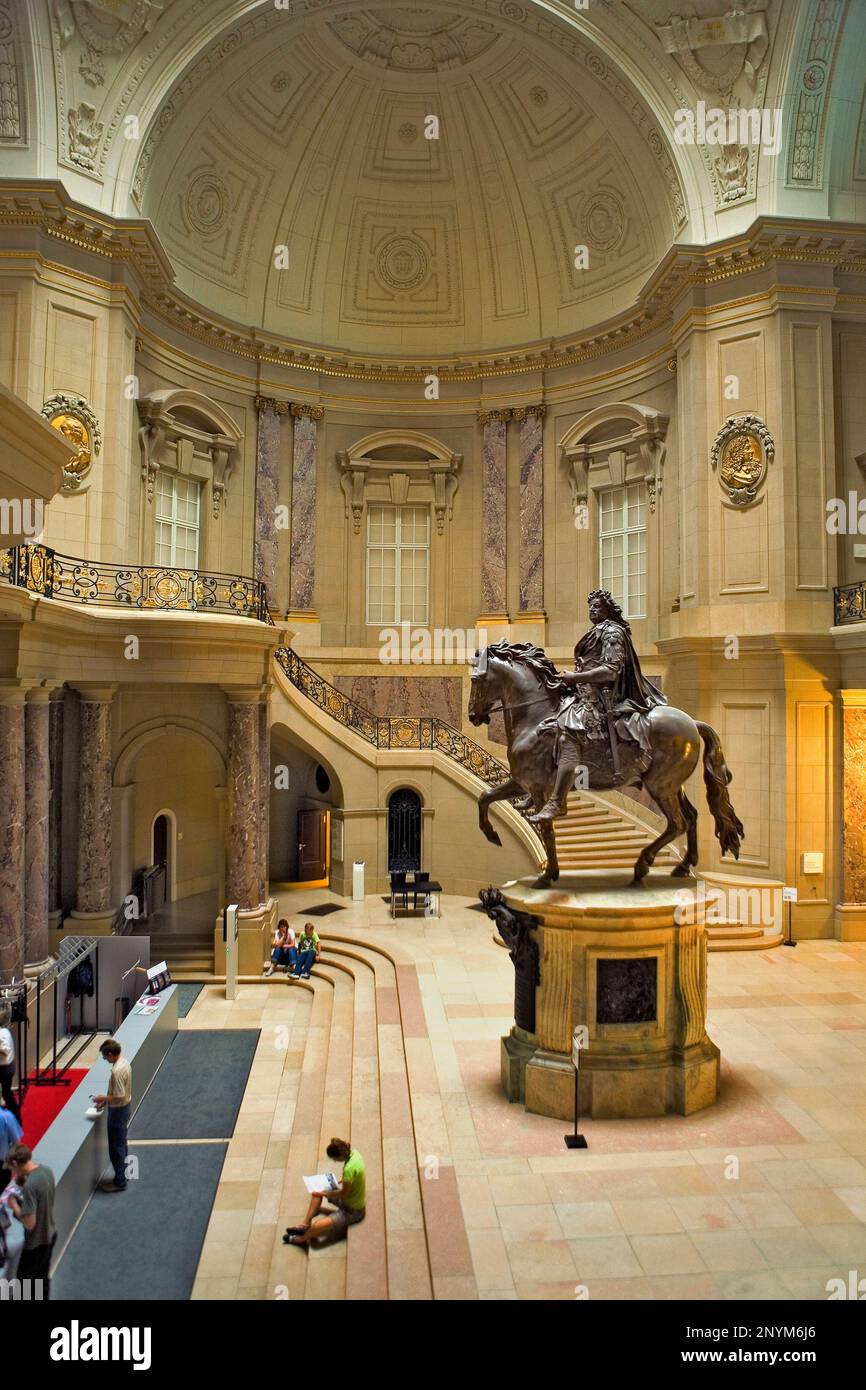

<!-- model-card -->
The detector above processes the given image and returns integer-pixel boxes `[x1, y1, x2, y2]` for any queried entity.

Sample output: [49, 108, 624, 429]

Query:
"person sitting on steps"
[291, 925, 320, 980]
[264, 919, 296, 977]
[283, 1137, 366, 1247]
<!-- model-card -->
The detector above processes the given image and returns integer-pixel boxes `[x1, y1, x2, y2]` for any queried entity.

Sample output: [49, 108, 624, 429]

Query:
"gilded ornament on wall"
[41, 393, 102, 492]
[710, 413, 774, 505]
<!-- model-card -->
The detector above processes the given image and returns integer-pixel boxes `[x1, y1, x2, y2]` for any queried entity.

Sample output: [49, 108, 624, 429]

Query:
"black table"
[390, 877, 442, 918]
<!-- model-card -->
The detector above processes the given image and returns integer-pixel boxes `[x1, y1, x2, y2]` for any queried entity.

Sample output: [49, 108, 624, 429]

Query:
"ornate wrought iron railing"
[1, 543, 269, 620]
[834, 582, 866, 626]
[274, 645, 514, 788]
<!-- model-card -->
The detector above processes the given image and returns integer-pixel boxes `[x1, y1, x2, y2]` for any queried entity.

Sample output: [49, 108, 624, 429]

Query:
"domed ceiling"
[134, 1, 685, 357]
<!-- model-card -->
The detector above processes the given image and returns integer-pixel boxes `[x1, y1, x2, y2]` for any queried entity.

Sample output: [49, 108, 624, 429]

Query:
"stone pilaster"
[514, 405, 545, 616]
[254, 396, 288, 613]
[0, 687, 26, 981]
[24, 688, 51, 967]
[48, 690, 64, 921]
[836, 691, 866, 939]
[478, 409, 510, 620]
[225, 692, 263, 911]
[72, 685, 116, 920]
[258, 698, 270, 905]
[288, 403, 324, 618]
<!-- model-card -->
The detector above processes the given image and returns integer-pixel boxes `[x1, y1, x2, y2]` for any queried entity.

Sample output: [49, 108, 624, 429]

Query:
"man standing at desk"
[94, 1039, 132, 1194]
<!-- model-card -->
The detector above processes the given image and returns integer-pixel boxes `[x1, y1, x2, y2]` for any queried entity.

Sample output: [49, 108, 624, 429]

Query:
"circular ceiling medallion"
[398, 121, 418, 142]
[581, 192, 624, 253]
[185, 172, 229, 236]
[271, 71, 292, 92]
[530, 86, 548, 106]
[376, 235, 429, 293]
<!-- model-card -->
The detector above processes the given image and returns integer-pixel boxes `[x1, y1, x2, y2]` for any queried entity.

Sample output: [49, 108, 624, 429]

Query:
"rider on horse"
[529, 589, 667, 825]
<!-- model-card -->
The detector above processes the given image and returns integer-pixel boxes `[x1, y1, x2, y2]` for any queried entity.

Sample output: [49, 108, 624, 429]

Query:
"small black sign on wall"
[596, 957, 657, 1024]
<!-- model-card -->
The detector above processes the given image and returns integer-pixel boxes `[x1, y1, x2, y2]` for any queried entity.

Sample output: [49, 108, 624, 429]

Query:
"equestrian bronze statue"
[468, 590, 744, 887]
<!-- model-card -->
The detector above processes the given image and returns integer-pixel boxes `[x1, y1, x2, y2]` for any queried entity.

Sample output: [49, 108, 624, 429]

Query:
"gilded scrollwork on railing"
[1, 544, 268, 620]
[273, 646, 514, 789]
[834, 583, 866, 627]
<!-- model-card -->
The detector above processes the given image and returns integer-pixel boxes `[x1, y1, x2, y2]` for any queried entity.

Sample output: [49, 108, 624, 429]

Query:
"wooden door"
[297, 809, 327, 881]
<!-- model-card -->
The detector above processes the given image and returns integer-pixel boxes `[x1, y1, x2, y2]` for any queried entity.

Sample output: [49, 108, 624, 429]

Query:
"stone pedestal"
[212, 899, 278, 977]
[499, 871, 720, 1120]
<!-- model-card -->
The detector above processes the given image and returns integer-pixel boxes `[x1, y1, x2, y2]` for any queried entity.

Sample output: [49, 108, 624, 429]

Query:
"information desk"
[33, 984, 178, 1263]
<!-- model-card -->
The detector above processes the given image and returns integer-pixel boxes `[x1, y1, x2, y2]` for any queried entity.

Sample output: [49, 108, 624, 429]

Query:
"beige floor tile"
[612, 1198, 683, 1235]
[506, 1240, 579, 1284]
[497, 1203, 563, 1242]
[629, 1233, 706, 1276]
[568, 1235, 643, 1279]
[555, 1201, 622, 1238]
[468, 1229, 515, 1291]
[689, 1230, 768, 1272]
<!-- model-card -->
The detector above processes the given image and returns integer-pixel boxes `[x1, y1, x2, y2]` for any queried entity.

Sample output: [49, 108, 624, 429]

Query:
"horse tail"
[695, 721, 744, 860]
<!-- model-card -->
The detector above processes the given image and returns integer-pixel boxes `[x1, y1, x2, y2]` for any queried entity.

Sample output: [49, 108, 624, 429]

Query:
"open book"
[303, 1173, 339, 1195]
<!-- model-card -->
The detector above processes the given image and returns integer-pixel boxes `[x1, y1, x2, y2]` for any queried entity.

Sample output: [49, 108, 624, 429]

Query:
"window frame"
[597, 482, 647, 621]
[365, 502, 431, 627]
[154, 471, 202, 571]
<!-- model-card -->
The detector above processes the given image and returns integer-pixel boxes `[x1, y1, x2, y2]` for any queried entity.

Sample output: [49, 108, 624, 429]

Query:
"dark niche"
[596, 957, 657, 1024]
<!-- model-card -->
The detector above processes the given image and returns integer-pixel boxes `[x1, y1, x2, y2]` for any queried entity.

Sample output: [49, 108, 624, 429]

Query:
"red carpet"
[20, 1070, 89, 1147]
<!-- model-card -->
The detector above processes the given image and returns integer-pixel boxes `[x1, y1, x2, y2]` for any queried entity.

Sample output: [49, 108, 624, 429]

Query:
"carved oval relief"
[376, 235, 429, 293]
[185, 172, 230, 236]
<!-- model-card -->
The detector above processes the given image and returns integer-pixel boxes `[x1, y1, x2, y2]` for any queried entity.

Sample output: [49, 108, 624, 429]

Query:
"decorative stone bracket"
[561, 405, 668, 516]
[137, 390, 242, 519]
[338, 431, 461, 535]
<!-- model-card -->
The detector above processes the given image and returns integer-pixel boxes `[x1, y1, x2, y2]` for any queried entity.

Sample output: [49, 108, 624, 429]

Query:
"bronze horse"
[468, 641, 744, 887]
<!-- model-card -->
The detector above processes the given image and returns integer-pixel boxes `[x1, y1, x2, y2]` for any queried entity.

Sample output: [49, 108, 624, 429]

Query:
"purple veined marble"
[519, 410, 544, 613]
[481, 416, 507, 613]
[255, 405, 282, 606]
[334, 675, 462, 726]
[290, 412, 317, 612]
[48, 694, 64, 913]
[76, 697, 113, 914]
[258, 700, 270, 906]
[226, 700, 261, 910]
[0, 697, 25, 979]
[24, 694, 50, 965]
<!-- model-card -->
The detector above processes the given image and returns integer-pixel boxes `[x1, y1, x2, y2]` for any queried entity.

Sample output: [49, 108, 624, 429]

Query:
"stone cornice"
[2, 183, 866, 382]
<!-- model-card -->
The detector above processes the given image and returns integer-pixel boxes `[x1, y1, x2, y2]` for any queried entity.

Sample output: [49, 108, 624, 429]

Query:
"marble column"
[0, 688, 26, 981]
[258, 699, 270, 906]
[24, 688, 50, 966]
[48, 690, 64, 920]
[288, 403, 324, 616]
[74, 686, 115, 915]
[226, 693, 262, 911]
[514, 404, 545, 614]
[253, 396, 288, 613]
[478, 409, 510, 617]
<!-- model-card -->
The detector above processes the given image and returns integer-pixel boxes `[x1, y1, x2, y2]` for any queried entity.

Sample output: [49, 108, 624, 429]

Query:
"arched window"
[388, 789, 422, 873]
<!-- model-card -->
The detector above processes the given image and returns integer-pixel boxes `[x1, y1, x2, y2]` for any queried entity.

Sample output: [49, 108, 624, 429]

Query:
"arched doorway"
[388, 789, 422, 873]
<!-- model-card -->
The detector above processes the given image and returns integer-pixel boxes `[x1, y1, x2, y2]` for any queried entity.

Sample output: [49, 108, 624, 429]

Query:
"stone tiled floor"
[176, 892, 866, 1299]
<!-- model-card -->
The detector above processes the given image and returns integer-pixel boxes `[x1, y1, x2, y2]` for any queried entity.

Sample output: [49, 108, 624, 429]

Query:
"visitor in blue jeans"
[106, 1103, 131, 1190]
[292, 926, 320, 980]
[264, 919, 297, 977]
[94, 1039, 132, 1194]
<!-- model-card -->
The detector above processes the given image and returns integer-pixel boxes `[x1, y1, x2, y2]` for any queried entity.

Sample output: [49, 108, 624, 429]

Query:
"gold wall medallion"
[41, 393, 102, 492]
[710, 413, 774, 504]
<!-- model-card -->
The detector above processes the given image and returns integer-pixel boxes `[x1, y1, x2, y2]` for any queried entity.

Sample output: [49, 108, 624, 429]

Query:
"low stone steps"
[189, 938, 436, 1301]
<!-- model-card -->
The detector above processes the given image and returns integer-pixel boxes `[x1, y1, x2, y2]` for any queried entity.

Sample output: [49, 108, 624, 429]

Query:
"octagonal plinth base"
[499, 870, 721, 1120]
